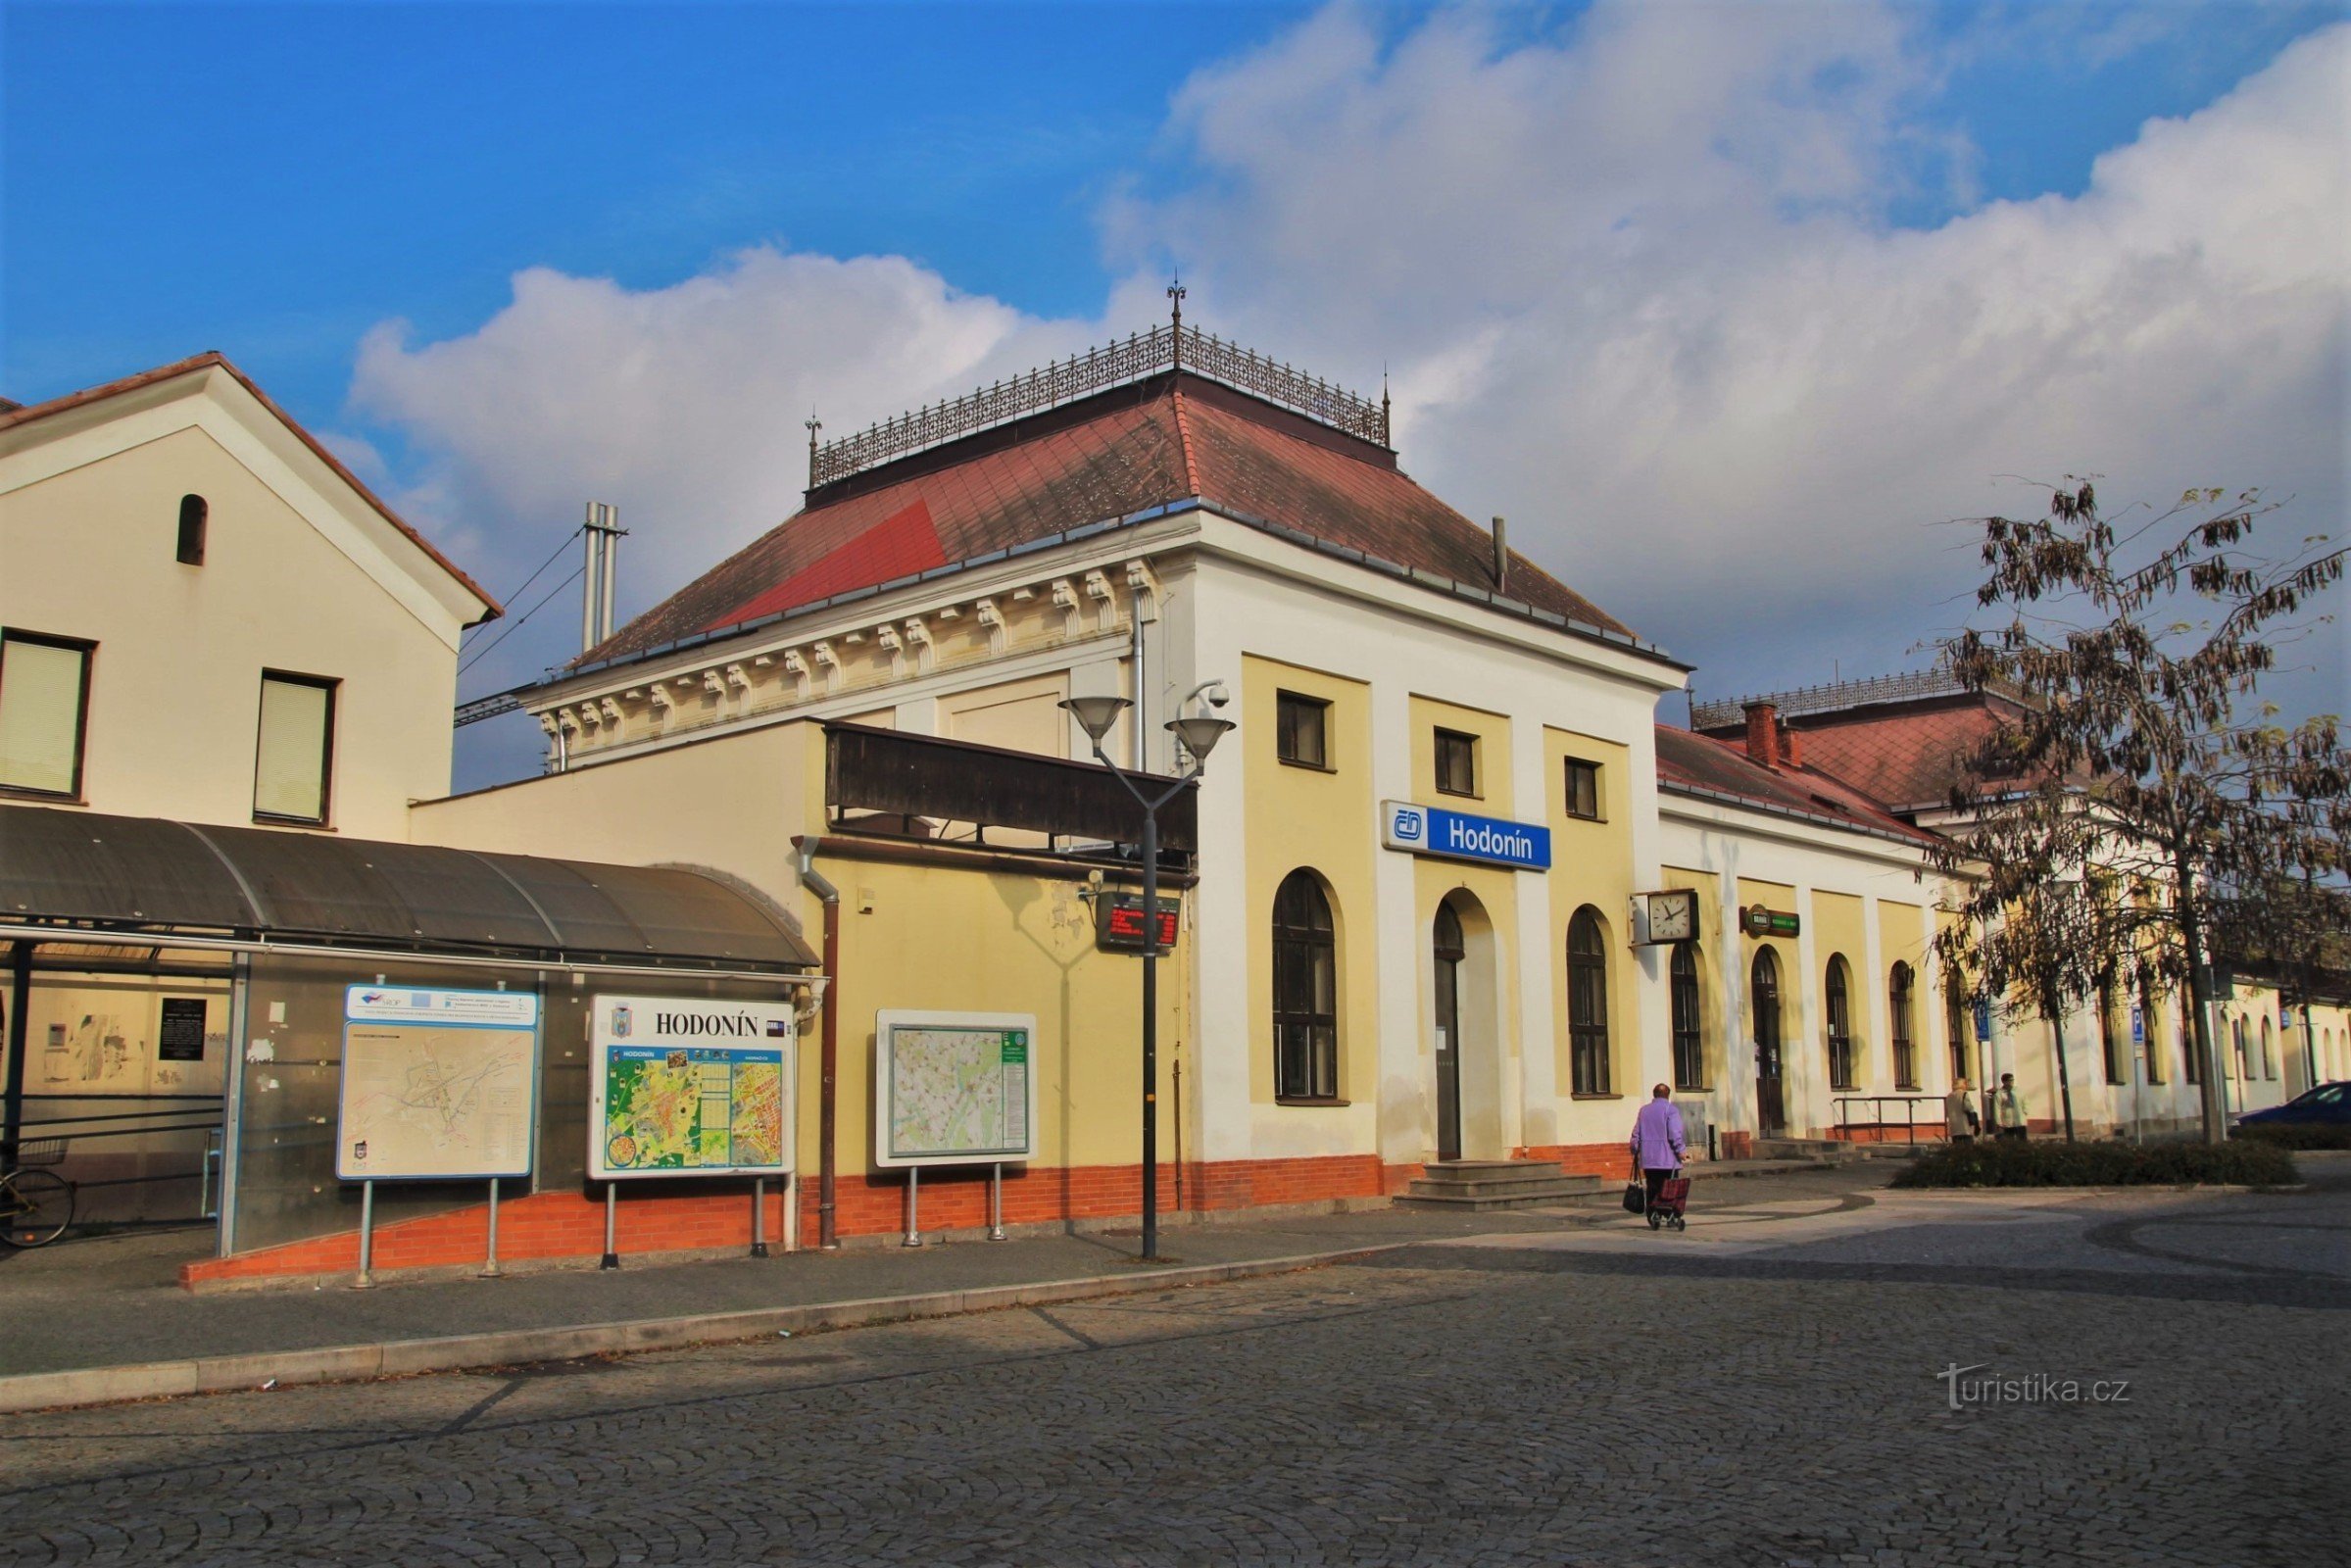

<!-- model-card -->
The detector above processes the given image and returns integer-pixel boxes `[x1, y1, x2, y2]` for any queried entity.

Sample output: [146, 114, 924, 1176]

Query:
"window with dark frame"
[1670, 942, 1705, 1091]
[1568, 906, 1611, 1095]
[1272, 869, 1339, 1101]
[1889, 962, 1918, 1090]
[2140, 988, 2164, 1084]
[1826, 956, 1857, 1091]
[0, 630, 95, 800]
[1435, 727, 1478, 797]
[1563, 758, 1601, 820]
[1275, 691, 1329, 770]
[2099, 979, 2128, 1085]
[2183, 1010, 2201, 1084]
[1946, 984, 1972, 1087]
[176, 494, 209, 565]
[254, 671, 338, 825]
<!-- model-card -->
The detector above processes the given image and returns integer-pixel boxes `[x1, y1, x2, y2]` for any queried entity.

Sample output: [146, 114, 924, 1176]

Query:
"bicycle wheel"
[3, 1169, 73, 1247]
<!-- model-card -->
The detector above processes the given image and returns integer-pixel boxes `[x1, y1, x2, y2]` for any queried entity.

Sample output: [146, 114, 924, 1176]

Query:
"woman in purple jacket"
[1629, 1084, 1688, 1210]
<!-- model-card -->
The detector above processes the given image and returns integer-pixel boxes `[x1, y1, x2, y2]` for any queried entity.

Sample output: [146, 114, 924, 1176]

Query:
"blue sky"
[7, 2, 2345, 788]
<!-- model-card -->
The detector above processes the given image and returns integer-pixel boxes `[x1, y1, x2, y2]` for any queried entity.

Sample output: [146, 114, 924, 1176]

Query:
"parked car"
[2238, 1081, 2351, 1128]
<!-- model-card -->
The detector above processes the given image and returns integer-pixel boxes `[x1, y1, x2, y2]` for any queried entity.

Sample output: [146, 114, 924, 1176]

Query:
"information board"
[337, 986, 539, 1181]
[589, 995, 796, 1180]
[873, 1009, 1038, 1168]
[158, 998, 209, 1061]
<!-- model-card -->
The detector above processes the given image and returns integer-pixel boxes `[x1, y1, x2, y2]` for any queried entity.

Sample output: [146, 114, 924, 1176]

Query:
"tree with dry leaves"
[1930, 480, 2346, 1142]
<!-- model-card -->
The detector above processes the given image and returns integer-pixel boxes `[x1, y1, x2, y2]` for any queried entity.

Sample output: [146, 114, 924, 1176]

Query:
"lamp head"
[1059, 695, 1131, 745]
[1166, 714, 1234, 764]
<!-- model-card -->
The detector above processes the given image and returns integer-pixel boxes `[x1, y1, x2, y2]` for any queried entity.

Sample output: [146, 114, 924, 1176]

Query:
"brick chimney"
[1742, 701, 1781, 768]
[1780, 720, 1802, 768]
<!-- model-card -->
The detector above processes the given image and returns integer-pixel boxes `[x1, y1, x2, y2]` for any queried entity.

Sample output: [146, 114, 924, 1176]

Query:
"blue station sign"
[1380, 800, 1551, 871]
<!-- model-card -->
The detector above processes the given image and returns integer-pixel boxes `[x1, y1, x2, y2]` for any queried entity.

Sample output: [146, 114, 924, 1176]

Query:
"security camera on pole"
[1060, 692, 1232, 1263]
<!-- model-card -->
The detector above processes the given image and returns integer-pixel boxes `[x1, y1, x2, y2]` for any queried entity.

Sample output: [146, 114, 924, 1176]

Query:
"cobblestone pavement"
[0, 1166, 2342, 1567]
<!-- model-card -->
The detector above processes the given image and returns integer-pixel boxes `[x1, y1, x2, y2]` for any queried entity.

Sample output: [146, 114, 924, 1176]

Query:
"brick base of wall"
[1830, 1125, 1955, 1147]
[1513, 1143, 1641, 1177]
[182, 1153, 1402, 1287]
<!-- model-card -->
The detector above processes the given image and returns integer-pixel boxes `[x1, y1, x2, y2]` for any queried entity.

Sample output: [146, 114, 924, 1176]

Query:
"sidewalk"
[0, 1163, 1871, 1412]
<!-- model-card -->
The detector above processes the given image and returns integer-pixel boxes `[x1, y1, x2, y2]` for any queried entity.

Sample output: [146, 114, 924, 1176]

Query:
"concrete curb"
[0, 1245, 1399, 1415]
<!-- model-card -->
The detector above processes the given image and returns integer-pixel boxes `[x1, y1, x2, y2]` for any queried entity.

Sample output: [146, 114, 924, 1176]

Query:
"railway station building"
[4, 333, 2337, 1281]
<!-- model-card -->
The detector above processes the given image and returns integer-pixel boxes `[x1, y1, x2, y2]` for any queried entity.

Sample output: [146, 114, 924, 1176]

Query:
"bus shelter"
[0, 805, 821, 1265]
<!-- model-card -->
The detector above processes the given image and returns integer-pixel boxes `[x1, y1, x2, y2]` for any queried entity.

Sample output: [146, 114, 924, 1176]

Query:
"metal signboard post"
[589, 995, 797, 1268]
[336, 985, 540, 1288]
[874, 1010, 1040, 1246]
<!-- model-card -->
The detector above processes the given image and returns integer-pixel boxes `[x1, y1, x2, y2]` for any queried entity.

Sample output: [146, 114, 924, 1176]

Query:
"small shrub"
[2233, 1122, 2351, 1152]
[1892, 1137, 2297, 1189]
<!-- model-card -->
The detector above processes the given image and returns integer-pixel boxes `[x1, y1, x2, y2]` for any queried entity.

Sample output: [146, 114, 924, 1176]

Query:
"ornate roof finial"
[1167, 272, 1186, 372]
[1380, 365, 1391, 446]
[805, 413, 822, 489]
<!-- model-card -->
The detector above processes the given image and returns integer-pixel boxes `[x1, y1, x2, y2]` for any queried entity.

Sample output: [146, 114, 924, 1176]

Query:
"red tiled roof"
[581, 369, 1639, 666]
[1654, 725, 1943, 848]
[1696, 692, 2035, 812]
[0, 352, 501, 623]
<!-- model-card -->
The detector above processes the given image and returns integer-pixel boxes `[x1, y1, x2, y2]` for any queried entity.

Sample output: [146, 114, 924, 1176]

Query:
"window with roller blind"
[0, 630, 95, 799]
[253, 671, 337, 824]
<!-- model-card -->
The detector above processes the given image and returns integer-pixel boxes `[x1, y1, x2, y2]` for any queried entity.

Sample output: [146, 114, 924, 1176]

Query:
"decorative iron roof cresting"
[808, 322, 1392, 491]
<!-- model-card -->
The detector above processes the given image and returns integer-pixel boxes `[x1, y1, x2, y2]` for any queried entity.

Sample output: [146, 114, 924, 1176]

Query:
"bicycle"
[0, 1139, 74, 1248]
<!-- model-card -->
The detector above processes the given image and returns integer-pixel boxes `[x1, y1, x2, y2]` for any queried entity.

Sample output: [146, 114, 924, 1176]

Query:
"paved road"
[1, 1165, 2342, 1566]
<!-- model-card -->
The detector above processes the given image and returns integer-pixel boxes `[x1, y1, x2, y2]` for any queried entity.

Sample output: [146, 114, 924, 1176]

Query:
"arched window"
[1272, 870, 1337, 1100]
[176, 494, 208, 565]
[1826, 956, 1856, 1091]
[1889, 962, 1917, 1090]
[2232, 1017, 2248, 1080]
[1568, 907, 1610, 1096]
[2098, 978, 2128, 1086]
[1752, 949, 1783, 1056]
[2181, 1008, 2200, 1085]
[2260, 1017, 2276, 1080]
[1945, 980, 1973, 1087]
[1670, 944, 1704, 1091]
[2140, 989, 2164, 1085]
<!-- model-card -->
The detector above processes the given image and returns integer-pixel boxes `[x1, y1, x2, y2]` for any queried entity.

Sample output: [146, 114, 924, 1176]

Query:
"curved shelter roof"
[0, 806, 816, 973]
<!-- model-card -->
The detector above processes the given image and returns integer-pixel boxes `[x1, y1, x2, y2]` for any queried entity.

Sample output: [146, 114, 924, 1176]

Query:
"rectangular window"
[1563, 758, 1601, 820]
[0, 630, 94, 799]
[254, 671, 337, 824]
[1275, 691, 1329, 770]
[1435, 728, 1478, 797]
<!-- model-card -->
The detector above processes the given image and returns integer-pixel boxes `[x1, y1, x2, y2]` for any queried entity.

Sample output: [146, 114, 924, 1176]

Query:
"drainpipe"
[795, 835, 842, 1249]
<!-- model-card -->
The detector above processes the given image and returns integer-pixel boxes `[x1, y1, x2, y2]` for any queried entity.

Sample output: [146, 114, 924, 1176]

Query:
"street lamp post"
[1060, 695, 1232, 1262]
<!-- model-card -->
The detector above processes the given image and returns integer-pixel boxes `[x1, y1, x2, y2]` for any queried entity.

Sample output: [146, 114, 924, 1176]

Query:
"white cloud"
[1109, 5, 2348, 699]
[352, 249, 1092, 653]
[364, 1, 2348, 753]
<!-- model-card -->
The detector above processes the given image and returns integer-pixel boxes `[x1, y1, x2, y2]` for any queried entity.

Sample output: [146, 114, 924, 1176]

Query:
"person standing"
[1945, 1078, 1980, 1144]
[1629, 1084, 1688, 1209]
[1991, 1072, 2029, 1140]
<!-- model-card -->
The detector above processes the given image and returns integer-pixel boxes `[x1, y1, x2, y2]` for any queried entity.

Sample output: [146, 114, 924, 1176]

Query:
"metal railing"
[1690, 666, 1972, 731]
[1830, 1094, 1949, 1145]
[809, 322, 1390, 489]
[4, 1098, 226, 1203]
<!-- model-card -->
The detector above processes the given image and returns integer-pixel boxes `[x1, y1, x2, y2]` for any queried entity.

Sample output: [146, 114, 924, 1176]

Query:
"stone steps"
[1753, 1137, 1858, 1165]
[1391, 1159, 1607, 1211]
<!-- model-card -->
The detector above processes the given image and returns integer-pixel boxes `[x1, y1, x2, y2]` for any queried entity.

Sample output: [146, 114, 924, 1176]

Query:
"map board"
[337, 987, 539, 1182]
[589, 995, 796, 1180]
[873, 1010, 1038, 1168]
